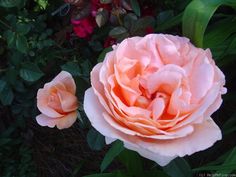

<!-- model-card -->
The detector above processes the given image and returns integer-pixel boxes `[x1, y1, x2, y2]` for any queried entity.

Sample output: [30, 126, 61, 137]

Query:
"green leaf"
[142, 170, 169, 177]
[16, 23, 31, 35]
[0, 81, 14, 105]
[204, 17, 236, 48]
[81, 59, 92, 77]
[4, 30, 16, 47]
[223, 112, 236, 135]
[182, 0, 223, 47]
[0, 80, 7, 92]
[89, 40, 103, 52]
[5, 68, 18, 85]
[87, 128, 105, 151]
[101, 140, 124, 172]
[98, 47, 113, 63]
[16, 35, 28, 53]
[124, 13, 138, 30]
[19, 62, 44, 82]
[95, 9, 109, 27]
[157, 10, 174, 25]
[118, 149, 143, 176]
[130, 0, 140, 17]
[0, 0, 23, 7]
[131, 16, 155, 35]
[193, 147, 236, 172]
[35, 0, 48, 9]
[156, 13, 183, 32]
[109, 27, 128, 39]
[216, 147, 236, 174]
[163, 158, 192, 177]
[61, 62, 82, 77]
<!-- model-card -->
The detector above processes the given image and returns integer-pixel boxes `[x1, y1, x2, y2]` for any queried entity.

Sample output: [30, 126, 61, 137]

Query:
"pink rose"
[36, 71, 78, 129]
[84, 34, 227, 166]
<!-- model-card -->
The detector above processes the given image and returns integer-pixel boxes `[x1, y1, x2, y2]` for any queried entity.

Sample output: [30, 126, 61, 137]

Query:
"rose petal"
[56, 111, 78, 129]
[37, 89, 64, 118]
[84, 88, 222, 165]
[137, 118, 222, 157]
[36, 114, 58, 128]
[190, 53, 214, 103]
[52, 71, 76, 95]
[57, 90, 78, 112]
[36, 111, 78, 129]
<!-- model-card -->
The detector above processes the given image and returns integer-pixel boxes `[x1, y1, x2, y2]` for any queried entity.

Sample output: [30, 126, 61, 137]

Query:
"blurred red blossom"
[104, 36, 116, 48]
[72, 17, 96, 38]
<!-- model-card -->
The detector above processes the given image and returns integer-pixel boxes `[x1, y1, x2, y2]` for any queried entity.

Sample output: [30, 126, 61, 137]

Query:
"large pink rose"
[36, 71, 78, 129]
[84, 34, 226, 166]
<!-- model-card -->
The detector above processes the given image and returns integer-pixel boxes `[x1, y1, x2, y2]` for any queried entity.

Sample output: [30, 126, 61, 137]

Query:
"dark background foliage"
[0, 0, 236, 177]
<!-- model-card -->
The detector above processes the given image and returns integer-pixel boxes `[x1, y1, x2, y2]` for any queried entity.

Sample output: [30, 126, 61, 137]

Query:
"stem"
[0, 19, 12, 30]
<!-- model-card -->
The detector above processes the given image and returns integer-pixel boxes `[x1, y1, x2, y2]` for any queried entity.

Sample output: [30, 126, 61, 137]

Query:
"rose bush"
[84, 34, 227, 166]
[36, 71, 78, 129]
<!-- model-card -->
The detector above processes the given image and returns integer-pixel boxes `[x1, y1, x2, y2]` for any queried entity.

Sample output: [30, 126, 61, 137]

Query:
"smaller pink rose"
[36, 71, 78, 129]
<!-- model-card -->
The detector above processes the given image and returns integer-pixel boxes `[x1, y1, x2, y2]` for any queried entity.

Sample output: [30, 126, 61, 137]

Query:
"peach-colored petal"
[57, 90, 78, 112]
[37, 89, 64, 118]
[36, 111, 78, 129]
[204, 95, 222, 118]
[56, 111, 78, 129]
[91, 63, 113, 115]
[150, 98, 165, 121]
[84, 88, 193, 140]
[52, 71, 76, 94]
[173, 83, 221, 129]
[143, 64, 185, 95]
[84, 88, 221, 165]
[36, 114, 59, 128]
[189, 54, 214, 103]
[156, 35, 182, 66]
[84, 88, 124, 138]
[136, 118, 222, 157]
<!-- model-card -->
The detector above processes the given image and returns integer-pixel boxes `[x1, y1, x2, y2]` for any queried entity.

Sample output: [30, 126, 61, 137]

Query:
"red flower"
[104, 37, 116, 48]
[145, 26, 154, 34]
[91, 0, 112, 16]
[72, 17, 96, 38]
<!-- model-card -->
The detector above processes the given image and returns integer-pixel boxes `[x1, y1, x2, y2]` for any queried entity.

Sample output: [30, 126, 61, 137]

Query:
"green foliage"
[100, 140, 124, 172]
[223, 112, 236, 135]
[163, 158, 192, 177]
[61, 62, 82, 77]
[0, 0, 25, 8]
[0, 80, 14, 105]
[182, 0, 236, 48]
[87, 128, 105, 151]
[98, 47, 112, 62]
[0, 0, 236, 176]
[20, 62, 44, 82]
[193, 147, 236, 174]
[118, 149, 144, 177]
[130, 0, 141, 17]
[0, 127, 36, 177]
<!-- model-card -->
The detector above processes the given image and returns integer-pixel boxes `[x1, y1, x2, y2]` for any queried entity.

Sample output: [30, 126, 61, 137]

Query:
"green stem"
[0, 19, 12, 30]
